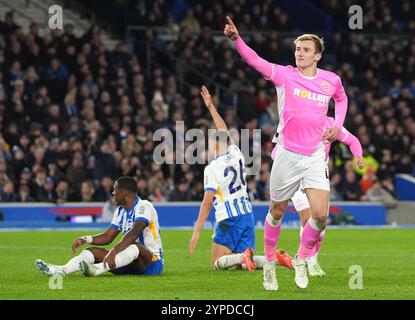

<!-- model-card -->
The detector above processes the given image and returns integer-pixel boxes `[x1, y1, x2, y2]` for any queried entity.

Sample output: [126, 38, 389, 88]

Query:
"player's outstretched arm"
[200, 85, 229, 132]
[339, 130, 365, 169]
[189, 191, 214, 254]
[224, 16, 273, 80]
[71, 227, 119, 254]
[333, 78, 348, 130]
[323, 78, 348, 142]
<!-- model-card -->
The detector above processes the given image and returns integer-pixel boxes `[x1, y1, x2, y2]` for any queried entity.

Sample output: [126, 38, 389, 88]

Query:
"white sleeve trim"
[264, 63, 276, 81]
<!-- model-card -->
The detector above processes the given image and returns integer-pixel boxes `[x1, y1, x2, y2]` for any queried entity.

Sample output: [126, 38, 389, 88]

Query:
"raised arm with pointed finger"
[224, 16, 273, 80]
[200, 85, 232, 136]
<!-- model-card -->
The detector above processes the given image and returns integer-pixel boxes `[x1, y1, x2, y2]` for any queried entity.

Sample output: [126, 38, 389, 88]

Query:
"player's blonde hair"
[293, 34, 325, 54]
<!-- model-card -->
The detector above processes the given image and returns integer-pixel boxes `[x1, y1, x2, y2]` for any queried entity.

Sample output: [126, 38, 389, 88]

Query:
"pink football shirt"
[271, 117, 362, 161]
[233, 37, 348, 156]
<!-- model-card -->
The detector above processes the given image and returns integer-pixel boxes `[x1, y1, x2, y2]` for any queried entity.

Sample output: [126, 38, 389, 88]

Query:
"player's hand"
[71, 238, 86, 254]
[322, 127, 340, 142]
[200, 85, 214, 109]
[224, 16, 239, 41]
[103, 250, 117, 270]
[354, 156, 365, 169]
[188, 230, 200, 254]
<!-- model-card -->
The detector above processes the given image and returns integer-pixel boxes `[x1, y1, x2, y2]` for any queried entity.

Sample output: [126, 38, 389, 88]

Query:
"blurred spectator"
[247, 178, 260, 201]
[95, 176, 114, 202]
[137, 177, 150, 199]
[0, 11, 18, 36]
[259, 97, 278, 132]
[66, 154, 86, 192]
[36, 176, 57, 202]
[359, 167, 377, 195]
[190, 181, 204, 201]
[366, 180, 397, 207]
[255, 162, 270, 200]
[169, 179, 193, 201]
[93, 143, 117, 181]
[180, 9, 201, 36]
[16, 185, 35, 202]
[149, 186, 167, 203]
[121, 134, 141, 157]
[148, 169, 165, 195]
[56, 180, 71, 204]
[32, 168, 46, 199]
[0, 181, 17, 202]
[330, 173, 343, 201]
[79, 180, 98, 202]
[341, 171, 361, 201]
[42, 58, 69, 103]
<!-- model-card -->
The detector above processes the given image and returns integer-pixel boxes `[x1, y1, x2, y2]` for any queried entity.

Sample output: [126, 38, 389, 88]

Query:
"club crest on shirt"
[321, 80, 331, 92]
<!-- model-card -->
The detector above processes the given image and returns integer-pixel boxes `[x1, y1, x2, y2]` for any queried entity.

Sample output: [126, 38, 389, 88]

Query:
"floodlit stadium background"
[0, 0, 414, 227]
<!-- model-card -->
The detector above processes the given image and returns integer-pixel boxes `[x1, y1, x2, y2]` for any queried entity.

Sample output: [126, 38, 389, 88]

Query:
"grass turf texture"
[0, 229, 414, 300]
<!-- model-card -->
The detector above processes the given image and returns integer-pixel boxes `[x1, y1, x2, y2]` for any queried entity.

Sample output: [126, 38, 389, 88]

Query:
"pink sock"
[309, 234, 324, 257]
[264, 216, 281, 262]
[297, 219, 322, 259]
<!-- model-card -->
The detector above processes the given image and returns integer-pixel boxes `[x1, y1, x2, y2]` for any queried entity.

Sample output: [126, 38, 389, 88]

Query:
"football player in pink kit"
[273, 117, 365, 277]
[224, 16, 348, 290]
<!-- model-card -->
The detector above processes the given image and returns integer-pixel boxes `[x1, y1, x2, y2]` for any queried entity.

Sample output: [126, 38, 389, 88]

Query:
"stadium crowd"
[0, 0, 414, 204]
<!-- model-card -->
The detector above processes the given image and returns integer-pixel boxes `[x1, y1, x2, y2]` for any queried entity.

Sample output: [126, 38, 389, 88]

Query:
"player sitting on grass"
[275, 118, 365, 276]
[188, 85, 292, 271]
[35, 176, 164, 277]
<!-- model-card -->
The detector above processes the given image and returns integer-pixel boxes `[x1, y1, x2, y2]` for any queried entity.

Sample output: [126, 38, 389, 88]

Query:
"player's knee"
[84, 247, 102, 261]
[127, 244, 140, 259]
[313, 214, 328, 228]
[269, 201, 286, 220]
[311, 205, 328, 219]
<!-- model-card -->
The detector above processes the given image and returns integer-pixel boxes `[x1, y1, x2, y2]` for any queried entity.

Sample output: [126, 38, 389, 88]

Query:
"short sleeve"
[133, 201, 153, 225]
[264, 64, 288, 87]
[109, 207, 121, 231]
[204, 165, 219, 192]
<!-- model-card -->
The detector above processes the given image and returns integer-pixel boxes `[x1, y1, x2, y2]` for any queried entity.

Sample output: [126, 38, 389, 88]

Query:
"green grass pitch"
[1, 228, 415, 300]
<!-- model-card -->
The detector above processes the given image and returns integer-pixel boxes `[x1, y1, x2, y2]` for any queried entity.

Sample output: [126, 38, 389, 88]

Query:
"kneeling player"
[188, 86, 292, 271]
[35, 176, 163, 277]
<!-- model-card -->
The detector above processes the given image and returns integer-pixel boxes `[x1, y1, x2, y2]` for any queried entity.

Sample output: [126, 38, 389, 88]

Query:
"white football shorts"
[270, 143, 330, 202]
